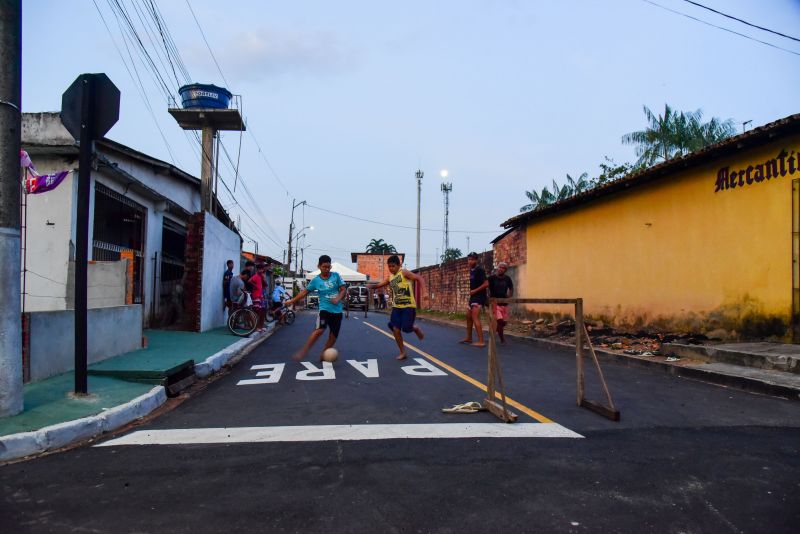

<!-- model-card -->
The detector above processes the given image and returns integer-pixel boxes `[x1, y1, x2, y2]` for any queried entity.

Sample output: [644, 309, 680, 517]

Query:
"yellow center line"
[362, 320, 554, 424]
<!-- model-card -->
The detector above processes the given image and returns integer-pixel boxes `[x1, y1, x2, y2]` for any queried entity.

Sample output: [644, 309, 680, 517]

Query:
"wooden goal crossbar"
[488, 297, 620, 422]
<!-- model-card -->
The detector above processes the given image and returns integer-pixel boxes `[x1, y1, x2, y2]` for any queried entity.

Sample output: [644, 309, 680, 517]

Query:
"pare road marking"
[236, 358, 446, 385]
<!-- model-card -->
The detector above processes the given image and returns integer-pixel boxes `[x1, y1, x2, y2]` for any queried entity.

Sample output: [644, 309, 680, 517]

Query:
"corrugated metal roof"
[501, 113, 800, 229]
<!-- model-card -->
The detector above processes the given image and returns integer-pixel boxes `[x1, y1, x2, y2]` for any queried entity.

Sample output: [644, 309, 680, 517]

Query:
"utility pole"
[0, 0, 23, 416]
[415, 169, 423, 269]
[286, 199, 305, 275]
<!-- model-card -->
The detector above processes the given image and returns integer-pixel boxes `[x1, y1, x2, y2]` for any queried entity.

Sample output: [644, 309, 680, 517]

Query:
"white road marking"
[96, 423, 583, 446]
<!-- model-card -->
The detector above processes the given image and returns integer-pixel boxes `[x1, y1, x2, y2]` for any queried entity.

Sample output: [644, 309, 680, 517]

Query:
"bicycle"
[228, 292, 258, 336]
[269, 302, 296, 325]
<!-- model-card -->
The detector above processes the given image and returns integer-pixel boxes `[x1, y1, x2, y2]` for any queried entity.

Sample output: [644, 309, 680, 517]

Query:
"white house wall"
[200, 212, 241, 332]
[22, 156, 77, 312]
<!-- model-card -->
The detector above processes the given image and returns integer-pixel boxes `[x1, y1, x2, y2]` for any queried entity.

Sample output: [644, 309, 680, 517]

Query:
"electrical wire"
[306, 203, 499, 234]
[681, 0, 800, 43]
[640, 0, 800, 57]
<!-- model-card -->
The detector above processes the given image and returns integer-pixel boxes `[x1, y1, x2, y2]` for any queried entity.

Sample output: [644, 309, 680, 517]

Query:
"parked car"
[347, 285, 369, 309]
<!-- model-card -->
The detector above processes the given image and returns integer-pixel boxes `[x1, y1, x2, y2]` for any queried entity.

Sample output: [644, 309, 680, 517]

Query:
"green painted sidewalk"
[0, 327, 244, 437]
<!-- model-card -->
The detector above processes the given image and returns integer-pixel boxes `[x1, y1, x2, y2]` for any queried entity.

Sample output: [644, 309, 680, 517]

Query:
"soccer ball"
[322, 348, 339, 362]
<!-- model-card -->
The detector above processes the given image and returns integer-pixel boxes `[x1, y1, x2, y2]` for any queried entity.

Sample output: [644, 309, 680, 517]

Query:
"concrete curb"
[664, 342, 800, 374]
[0, 326, 275, 463]
[509, 336, 800, 402]
[0, 386, 167, 462]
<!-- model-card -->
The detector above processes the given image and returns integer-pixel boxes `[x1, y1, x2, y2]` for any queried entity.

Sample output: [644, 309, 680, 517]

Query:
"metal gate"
[92, 182, 146, 304]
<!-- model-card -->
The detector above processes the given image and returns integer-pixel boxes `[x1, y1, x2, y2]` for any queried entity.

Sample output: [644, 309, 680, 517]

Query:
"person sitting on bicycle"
[271, 280, 288, 324]
[229, 269, 251, 311]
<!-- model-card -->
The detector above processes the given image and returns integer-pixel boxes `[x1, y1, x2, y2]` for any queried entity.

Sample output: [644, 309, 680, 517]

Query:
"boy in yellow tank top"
[368, 255, 425, 360]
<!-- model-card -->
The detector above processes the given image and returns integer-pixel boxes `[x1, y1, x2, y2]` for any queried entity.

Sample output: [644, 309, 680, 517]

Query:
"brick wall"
[492, 227, 526, 267]
[353, 253, 405, 282]
[413, 251, 493, 313]
[183, 212, 205, 332]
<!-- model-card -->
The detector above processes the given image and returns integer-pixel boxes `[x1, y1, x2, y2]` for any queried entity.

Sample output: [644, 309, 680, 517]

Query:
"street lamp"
[287, 199, 306, 275]
[294, 226, 313, 274]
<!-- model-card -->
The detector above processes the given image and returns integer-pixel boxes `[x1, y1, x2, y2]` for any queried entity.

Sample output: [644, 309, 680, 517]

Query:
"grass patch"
[418, 309, 467, 322]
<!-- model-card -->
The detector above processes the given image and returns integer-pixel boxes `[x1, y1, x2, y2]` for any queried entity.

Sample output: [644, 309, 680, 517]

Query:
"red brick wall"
[413, 251, 493, 312]
[354, 253, 405, 282]
[183, 212, 205, 332]
[493, 227, 526, 267]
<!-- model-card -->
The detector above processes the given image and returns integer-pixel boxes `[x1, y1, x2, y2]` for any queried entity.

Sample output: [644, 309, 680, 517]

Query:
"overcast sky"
[21, 0, 800, 268]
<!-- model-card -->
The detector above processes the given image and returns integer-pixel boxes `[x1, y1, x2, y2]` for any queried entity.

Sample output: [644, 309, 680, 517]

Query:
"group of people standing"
[461, 252, 514, 347]
[223, 259, 291, 332]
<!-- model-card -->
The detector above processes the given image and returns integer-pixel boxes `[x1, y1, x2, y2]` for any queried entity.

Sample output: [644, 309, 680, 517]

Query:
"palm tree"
[566, 172, 590, 195]
[365, 239, 397, 254]
[520, 186, 556, 212]
[622, 104, 735, 167]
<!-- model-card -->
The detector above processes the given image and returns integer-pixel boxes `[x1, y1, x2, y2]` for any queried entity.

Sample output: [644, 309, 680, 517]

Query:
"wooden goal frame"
[486, 297, 620, 422]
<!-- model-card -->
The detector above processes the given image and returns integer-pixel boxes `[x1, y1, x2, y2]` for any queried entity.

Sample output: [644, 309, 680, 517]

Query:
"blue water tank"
[178, 83, 232, 109]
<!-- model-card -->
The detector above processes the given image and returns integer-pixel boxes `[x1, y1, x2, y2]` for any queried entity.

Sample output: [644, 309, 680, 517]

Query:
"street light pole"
[415, 169, 423, 269]
[286, 199, 306, 275]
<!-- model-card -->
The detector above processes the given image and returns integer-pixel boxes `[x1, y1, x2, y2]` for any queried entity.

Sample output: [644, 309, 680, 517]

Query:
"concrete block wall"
[25, 305, 142, 382]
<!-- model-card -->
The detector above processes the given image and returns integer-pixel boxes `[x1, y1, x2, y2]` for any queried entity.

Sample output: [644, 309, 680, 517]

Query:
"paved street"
[2, 311, 799, 533]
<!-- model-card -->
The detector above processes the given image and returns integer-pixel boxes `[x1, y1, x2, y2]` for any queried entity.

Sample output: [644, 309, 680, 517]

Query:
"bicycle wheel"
[229, 308, 258, 336]
[283, 309, 296, 325]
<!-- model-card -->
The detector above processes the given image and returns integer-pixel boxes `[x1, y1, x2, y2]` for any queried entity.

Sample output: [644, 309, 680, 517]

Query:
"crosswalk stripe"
[97, 423, 583, 446]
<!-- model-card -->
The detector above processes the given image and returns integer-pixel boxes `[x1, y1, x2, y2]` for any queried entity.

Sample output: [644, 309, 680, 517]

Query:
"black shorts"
[316, 310, 343, 337]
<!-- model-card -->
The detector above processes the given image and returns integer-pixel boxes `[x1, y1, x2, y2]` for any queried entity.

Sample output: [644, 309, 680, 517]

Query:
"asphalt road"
[2, 311, 799, 533]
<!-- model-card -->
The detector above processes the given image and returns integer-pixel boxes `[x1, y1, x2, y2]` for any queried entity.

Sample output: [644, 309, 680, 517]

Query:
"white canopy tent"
[304, 262, 367, 282]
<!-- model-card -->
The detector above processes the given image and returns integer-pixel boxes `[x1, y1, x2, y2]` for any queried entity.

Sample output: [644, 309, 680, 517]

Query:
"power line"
[306, 203, 499, 234]
[640, 0, 800, 57]
[92, 0, 179, 164]
[681, 0, 800, 43]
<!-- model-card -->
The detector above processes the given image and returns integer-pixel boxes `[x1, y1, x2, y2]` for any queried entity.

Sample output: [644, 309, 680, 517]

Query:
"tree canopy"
[441, 248, 462, 263]
[366, 239, 397, 254]
[621, 104, 735, 167]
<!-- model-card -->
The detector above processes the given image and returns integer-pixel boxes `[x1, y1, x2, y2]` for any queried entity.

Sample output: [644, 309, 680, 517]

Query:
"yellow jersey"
[389, 270, 416, 309]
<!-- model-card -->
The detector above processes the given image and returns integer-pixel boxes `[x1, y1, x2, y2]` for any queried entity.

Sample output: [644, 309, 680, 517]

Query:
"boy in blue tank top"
[285, 255, 347, 361]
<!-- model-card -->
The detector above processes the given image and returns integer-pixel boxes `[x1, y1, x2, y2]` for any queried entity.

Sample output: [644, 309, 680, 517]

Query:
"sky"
[20, 0, 800, 269]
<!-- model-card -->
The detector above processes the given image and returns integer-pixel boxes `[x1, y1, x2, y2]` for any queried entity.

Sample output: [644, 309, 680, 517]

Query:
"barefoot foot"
[471, 342, 486, 348]
[395, 352, 407, 360]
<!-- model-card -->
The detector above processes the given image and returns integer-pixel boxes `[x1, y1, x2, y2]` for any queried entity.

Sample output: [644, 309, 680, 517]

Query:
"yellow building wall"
[524, 135, 800, 338]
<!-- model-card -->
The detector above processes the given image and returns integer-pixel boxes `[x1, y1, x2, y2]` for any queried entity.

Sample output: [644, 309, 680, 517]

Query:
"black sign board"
[61, 73, 120, 140]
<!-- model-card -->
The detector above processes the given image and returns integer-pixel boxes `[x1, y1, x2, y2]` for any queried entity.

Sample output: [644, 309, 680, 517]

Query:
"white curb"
[0, 324, 277, 463]
[0, 386, 167, 463]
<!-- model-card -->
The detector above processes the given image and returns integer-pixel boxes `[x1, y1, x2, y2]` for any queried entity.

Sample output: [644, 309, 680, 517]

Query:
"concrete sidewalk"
[411, 312, 800, 402]
[0, 325, 274, 462]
